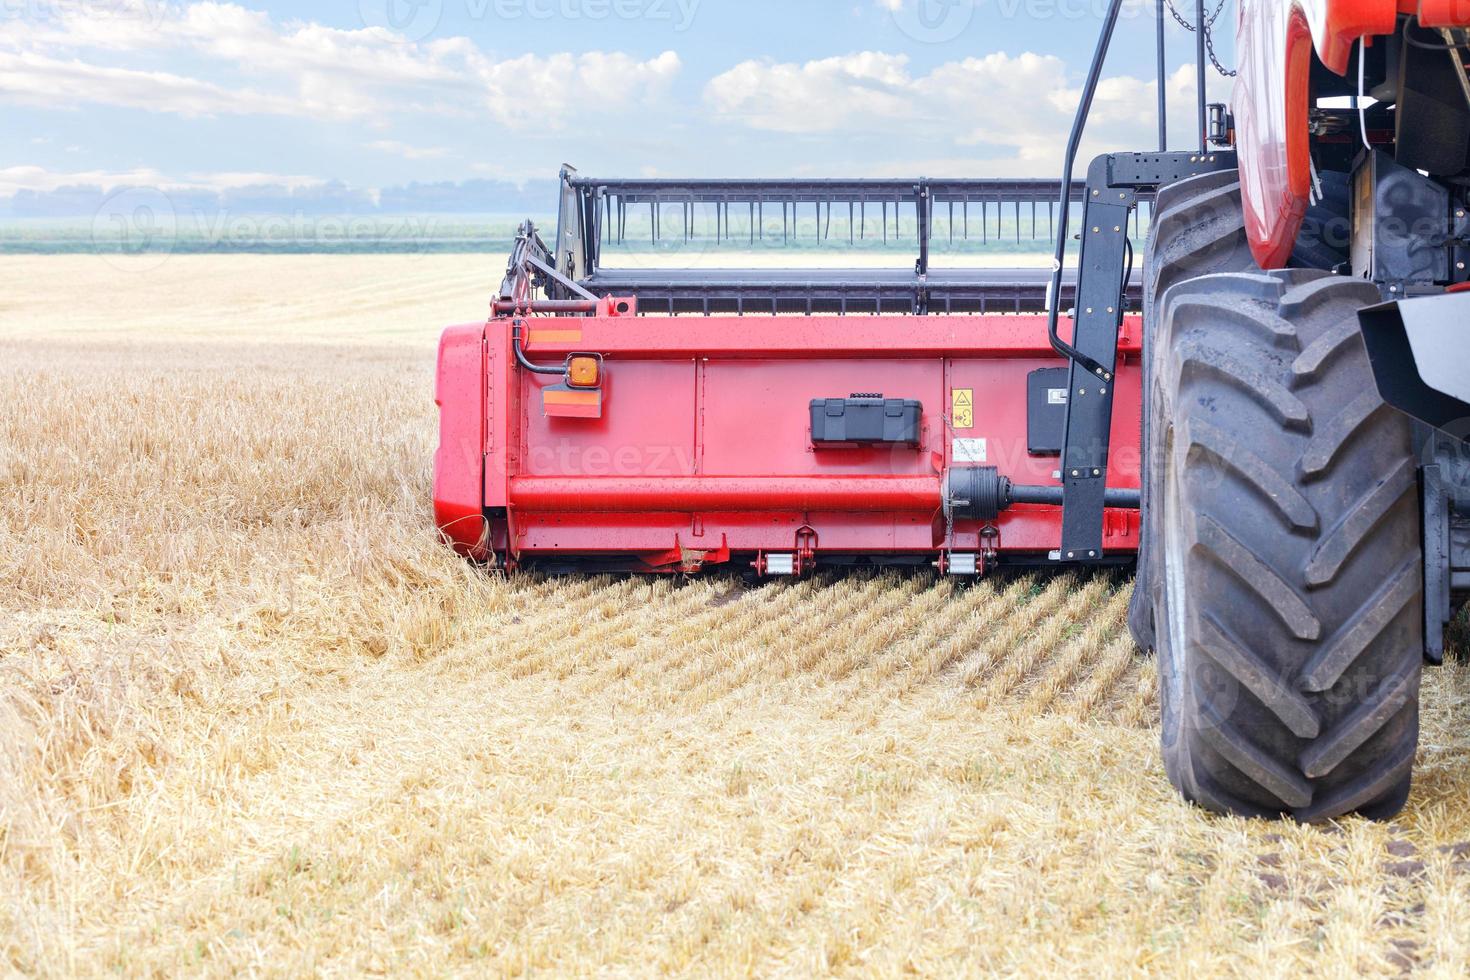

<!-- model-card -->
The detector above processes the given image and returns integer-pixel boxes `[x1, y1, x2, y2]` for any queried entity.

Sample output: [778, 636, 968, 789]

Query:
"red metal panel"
[455, 313, 1144, 565]
[519, 360, 697, 479]
[511, 476, 942, 512]
[700, 359, 943, 478]
[1418, 0, 1470, 27]
[508, 507, 1138, 557]
[1301, 0, 1398, 74]
[484, 320, 513, 510]
[511, 513, 939, 556]
[518, 314, 1136, 360]
[433, 322, 489, 559]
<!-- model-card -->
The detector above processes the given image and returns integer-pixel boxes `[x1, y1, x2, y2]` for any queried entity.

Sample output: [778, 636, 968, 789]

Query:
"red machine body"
[1233, 0, 1470, 268]
[435, 309, 1142, 573]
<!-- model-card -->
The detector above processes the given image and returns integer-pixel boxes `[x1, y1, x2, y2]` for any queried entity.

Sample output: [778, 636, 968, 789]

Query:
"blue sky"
[1, 0, 1233, 208]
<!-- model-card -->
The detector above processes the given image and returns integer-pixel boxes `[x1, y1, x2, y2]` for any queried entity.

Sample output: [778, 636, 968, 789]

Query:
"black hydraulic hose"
[511, 320, 567, 375]
[1046, 0, 1126, 380]
[1121, 236, 1135, 310]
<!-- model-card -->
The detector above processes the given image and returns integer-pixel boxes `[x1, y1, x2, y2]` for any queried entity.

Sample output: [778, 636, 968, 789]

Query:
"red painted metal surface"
[1236, 0, 1318, 269]
[1233, 0, 1470, 269]
[510, 476, 943, 512]
[435, 312, 1143, 571]
[433, 323, 490, 560]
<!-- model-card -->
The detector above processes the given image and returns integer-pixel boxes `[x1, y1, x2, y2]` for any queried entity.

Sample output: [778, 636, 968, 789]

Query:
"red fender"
[1231, 0, 1469, 268]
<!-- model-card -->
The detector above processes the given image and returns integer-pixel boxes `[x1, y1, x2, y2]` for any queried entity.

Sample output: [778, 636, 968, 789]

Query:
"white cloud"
[0, 2, 682, 126]
[706, 52, 914, 133]
[0, 51, 310, 117]
[367, 140, 450, 161]
[0, 165, 329, 197]
[705, 53, 1232, 174]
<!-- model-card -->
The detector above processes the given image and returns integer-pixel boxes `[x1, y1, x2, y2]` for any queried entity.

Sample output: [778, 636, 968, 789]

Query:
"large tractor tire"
[1292, 170, 1352, 271]
[1128, 170, 1258, 652]
[1141, 269, 1424, 821]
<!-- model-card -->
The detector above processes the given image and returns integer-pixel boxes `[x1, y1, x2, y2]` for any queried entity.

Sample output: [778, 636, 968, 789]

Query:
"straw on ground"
[4, 256, 1470, 975]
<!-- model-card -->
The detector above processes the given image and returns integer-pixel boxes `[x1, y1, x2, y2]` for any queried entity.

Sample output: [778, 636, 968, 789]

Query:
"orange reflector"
[567, 356, 600, 388]
[543, 386, 602, 419]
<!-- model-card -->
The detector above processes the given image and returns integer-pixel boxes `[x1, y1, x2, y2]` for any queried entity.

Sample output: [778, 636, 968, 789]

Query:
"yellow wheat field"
[5, 255, 1470, 975]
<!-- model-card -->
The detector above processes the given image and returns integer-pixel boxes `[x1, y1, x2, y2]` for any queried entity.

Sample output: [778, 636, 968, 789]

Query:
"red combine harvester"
[438, 0, 1470, 821]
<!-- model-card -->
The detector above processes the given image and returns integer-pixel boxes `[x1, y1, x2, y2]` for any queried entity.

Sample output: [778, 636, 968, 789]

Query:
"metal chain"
[1204, 22, 1237, 77]
[1163, 0, 1226, 33]
[1165, 0, 1237, 78]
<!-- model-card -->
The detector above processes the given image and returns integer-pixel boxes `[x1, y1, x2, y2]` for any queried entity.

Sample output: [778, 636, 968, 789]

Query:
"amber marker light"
[566, 356, 601, 388]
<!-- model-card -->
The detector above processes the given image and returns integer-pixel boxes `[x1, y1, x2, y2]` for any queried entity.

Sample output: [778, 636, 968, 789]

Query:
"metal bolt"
[1099, 387, 1107, 396]
[1088, 550, 1097, 558]
[1068, 551, 1076, 559]
[1390, 285, 1399, 293]
[1078, 389, 1087, 397]
[1459, 262, 1466, 271]
[1085, 307, 1093, 314]
[1119, 192, 1126, 199]
[1458, 210, 1465, 219]
[1071, 470, 1080, 477]
[1092, 189, 1099, 196]
[1113, 226, 1121, 232]
[1106, 306, 1114, 314]
[1093, 469, 1101, 477]
[1092, 226, 1100, 233]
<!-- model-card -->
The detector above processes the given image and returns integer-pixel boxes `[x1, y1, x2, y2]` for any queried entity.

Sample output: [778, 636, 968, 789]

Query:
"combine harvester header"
[435, 169, 1201, 576]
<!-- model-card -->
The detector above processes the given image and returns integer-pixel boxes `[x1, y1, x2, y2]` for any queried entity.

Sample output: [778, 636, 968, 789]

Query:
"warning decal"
[952, 388, 974, 429]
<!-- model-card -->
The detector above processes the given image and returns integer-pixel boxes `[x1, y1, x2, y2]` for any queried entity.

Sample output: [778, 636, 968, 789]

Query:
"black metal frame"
[549, 170, 1154, 315]
[1042, 0, 1237, 560]
[1049, 149, 1236, 561]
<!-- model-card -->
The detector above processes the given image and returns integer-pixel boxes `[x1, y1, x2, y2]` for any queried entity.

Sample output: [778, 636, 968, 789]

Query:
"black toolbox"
[810, 395, 922, 448]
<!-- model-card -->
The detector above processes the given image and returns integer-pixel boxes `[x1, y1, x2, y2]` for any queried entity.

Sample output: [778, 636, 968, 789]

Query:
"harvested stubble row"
[3, 256, 1470, 975]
